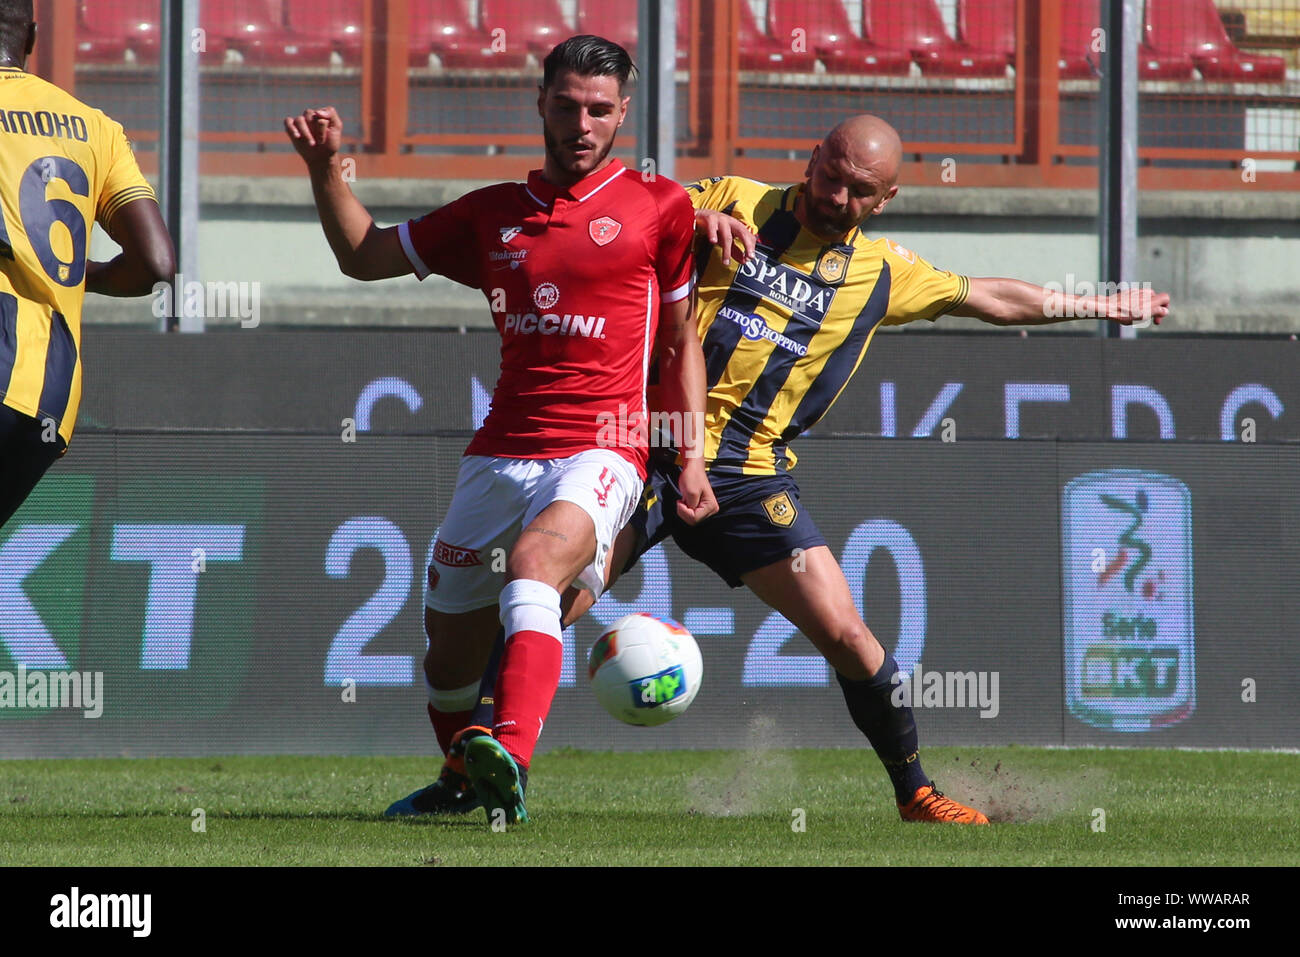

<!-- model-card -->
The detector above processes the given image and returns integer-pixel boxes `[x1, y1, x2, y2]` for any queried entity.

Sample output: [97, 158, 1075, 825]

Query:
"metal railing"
[28, 0, 1300, 188]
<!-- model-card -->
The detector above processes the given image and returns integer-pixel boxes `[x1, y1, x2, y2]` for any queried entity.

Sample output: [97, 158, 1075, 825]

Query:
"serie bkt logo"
[1062, 470, 1196, 732]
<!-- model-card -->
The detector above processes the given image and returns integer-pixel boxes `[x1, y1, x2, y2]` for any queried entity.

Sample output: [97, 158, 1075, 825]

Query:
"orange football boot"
[898, 782, 990, 824]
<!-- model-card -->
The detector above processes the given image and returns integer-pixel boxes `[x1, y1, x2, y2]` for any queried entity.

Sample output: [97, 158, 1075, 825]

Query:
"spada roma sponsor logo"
[734, 256, 835, 325]
[433, 540, 483, 567]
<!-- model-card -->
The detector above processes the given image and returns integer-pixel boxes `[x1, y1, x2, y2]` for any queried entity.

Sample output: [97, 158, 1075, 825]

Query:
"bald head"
[823, 115, 903, 189]
[797, 114, 903, 240]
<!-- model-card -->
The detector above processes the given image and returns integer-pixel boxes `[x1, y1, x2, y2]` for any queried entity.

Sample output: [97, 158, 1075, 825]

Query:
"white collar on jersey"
[525, 160, 627, 208]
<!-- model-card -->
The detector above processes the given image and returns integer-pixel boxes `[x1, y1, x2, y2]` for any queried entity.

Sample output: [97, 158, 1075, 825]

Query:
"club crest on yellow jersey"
[813, 248, 851, 285]
[762, 491, 797, 527]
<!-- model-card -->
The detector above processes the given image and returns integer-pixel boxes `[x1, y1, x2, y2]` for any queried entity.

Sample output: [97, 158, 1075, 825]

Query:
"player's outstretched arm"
[951, 277, 1170, 327]
[656, 295, 718, 525]
[85, 198, 175, 297]
[284, 106, 410, 281]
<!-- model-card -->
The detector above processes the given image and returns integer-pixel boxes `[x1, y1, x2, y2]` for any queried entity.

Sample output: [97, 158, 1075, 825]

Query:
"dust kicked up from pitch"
[684, 715, 800, 817]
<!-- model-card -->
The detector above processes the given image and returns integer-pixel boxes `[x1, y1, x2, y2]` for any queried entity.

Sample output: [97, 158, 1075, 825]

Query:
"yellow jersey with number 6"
[0, 67, 154, 444]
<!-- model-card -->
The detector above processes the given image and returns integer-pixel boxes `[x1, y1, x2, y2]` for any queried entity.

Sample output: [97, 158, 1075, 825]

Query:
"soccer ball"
[587, 613, 703, 726]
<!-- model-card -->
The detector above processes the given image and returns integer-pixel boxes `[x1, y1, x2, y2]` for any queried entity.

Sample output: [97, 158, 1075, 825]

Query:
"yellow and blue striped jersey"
[686, 175, 969, 474]
[0, 67, 155, 445]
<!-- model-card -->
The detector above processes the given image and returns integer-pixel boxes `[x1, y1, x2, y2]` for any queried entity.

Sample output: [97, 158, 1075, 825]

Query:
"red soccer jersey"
[399, 160, 695, 476]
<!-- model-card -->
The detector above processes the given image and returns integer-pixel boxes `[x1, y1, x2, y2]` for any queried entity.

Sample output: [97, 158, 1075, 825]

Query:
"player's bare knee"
[819, 621, 876, 678]
[504, 547, 546, 585]
[505, 536, 585, 587]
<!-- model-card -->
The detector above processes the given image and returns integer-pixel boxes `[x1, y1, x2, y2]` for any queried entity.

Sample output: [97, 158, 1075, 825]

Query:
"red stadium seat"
[959, 0, 1015, 66]
[285, 0, 364, 65]
[769, 0, 912, 75]
[479, 0, 570, 55]
[970, 0, 1197, 84]
[203, 0, 334, 66]
[1145, 0, 1286, 82]
[577, 0, 692, 67]
[738, 0, 818, 72]
[80, 0, 155, 62]
[79, 1, 228, 65]
[409, 0, 528, 69]
[866, 0, 1006, 76]
[576, 1, 707, 70]
[76, 15, 131, 64]
[577, 1, 637, 55]
[1058, 0, 1100, 77]
[75, 28, 130, 64]
[1059, 0, 1193, 80]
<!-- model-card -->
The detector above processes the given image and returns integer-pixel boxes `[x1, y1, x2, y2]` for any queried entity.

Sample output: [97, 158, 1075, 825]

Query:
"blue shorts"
[625, 453, 827, 588]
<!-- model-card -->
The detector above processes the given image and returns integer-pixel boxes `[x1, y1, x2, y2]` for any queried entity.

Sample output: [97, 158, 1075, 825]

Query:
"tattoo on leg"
[523, 527, 569, 543]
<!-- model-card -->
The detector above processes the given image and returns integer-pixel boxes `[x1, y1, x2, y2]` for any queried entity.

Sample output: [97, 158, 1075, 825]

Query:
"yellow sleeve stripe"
[100, 185, 157, 226]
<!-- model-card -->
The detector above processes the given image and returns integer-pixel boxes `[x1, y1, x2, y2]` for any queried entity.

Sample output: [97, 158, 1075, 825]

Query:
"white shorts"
[424, 448, 642, 614]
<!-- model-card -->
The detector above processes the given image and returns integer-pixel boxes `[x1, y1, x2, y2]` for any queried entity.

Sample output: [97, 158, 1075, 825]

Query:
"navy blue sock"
[467, 626, 506, 731]
[836, 657, 930, 804]
[462, 630, 528, 796]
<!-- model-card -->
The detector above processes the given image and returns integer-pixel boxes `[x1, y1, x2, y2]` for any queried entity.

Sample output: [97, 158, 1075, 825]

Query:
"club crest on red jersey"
[499, 226, 522, 244]
[589, 216, 622, 246]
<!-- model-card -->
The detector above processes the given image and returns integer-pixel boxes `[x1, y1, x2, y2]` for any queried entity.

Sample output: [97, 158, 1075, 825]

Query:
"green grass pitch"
[0, 747, 1294, 866]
